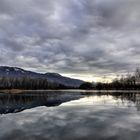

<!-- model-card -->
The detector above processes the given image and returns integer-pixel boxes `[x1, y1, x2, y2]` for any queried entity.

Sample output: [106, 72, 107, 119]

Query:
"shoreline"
[1, 89, 140, 94]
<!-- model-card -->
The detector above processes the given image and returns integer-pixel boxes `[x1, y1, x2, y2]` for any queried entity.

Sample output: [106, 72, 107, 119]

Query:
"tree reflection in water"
[0, 90, 140, 114]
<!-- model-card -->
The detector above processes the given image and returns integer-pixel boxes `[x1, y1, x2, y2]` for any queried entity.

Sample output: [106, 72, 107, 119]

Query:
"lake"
[0, 90, 140, 140]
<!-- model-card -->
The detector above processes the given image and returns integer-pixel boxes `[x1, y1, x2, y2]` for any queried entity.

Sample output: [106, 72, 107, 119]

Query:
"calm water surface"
[0, 90, 140, 140]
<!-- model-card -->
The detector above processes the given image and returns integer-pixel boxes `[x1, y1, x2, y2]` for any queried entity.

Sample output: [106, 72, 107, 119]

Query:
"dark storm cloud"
[0, 0, 140, 80]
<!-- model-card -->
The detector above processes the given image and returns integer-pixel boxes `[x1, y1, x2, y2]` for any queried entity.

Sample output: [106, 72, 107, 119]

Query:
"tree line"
[0, 76, 69, 90]
[79, 68, 140, 90]
[1, 68, 140, 90]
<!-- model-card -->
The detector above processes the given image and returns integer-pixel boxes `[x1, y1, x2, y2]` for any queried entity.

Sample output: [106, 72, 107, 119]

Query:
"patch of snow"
[21, 71, 25, 73]
[6, 69, 9, 72]
[14, 68, 20, 71]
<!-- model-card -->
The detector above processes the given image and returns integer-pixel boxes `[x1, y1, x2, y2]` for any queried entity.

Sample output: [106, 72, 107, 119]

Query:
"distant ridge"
[0, 66, 84, 87]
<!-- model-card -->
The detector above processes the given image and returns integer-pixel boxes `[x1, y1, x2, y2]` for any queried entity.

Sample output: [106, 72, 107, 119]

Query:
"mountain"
[44, 72, 83, 87]
[0, 66, 84, 87]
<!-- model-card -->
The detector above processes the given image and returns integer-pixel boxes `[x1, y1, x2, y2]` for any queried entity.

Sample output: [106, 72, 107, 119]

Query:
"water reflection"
[112, 92, 140, 111]
[0, 91, 140, 114]
[0, 91, 140, 140]
[0, 91, 83, 114]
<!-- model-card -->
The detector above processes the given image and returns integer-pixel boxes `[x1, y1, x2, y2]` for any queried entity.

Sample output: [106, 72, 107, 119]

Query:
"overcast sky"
[0, 0, 140, 82]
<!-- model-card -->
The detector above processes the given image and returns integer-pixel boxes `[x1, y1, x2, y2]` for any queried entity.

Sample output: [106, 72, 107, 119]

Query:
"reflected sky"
[0, 91, 140, 140]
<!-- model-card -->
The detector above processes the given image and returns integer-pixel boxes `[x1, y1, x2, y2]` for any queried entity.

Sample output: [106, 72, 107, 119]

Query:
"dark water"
[0, 90, 140, 140]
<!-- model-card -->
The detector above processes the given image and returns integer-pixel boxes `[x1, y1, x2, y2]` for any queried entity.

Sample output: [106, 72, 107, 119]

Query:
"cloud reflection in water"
[0, 91, 140, 140]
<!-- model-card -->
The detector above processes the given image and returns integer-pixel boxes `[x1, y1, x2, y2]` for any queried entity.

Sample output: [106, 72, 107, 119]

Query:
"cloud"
[0, 0, 140, 81]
